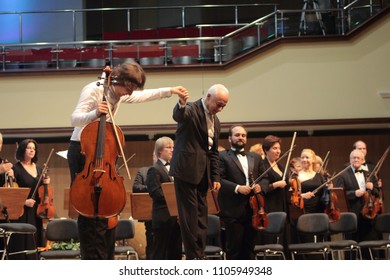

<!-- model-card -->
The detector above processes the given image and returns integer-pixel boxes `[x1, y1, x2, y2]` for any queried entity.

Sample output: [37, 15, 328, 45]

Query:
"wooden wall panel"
[1, 130, 389, 220]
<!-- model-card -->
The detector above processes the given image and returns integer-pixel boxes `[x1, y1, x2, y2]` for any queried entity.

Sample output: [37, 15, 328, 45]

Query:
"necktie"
[234, 150, 246, 156]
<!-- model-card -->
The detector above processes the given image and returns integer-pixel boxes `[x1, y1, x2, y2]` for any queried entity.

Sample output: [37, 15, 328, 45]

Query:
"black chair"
[114, 219, 139, 260]
[288, 213, 330, 260]
[0, 223, 38, 260]
[326, 212, 360, 260]
[204, 214, 225, 260]
[358, 213, 390, 260]
[254, 212, 287, 260]
[39, 218, 80, 260]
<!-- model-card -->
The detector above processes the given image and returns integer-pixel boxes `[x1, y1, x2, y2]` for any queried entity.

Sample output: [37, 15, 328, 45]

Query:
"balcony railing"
[0, 1, 387, 72]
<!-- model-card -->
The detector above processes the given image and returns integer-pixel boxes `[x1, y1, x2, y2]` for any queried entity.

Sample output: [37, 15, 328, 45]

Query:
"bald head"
[203, 84, 229, 115]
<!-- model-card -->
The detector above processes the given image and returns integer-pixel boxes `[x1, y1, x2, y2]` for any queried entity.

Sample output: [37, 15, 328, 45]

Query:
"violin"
[361, 146, 389, 219]
[361, 189, 380, 220]
[290, 171, 304, 210]
[70, 66, 127, 221]
[36, 172, 56, 219]
[1, 159, 19, 188]
[249, 173, 268, 230]
[324, 187, 341, 222]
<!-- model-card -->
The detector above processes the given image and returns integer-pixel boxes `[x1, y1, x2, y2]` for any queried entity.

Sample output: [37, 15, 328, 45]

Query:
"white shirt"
[232, 148, 249, 193]
[353, 166, 366, 191]
[70, 79, 172, 141]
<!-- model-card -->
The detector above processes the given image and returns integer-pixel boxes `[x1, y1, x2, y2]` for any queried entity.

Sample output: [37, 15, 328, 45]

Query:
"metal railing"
[0, 1, 387, 71]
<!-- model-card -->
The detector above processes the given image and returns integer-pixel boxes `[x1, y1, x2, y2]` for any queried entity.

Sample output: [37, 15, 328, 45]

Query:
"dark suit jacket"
[335, 166, 379, 215]
[218, 150, 262, 220]
[146, 160, 174, 229]
[169, 99, 220, 185]
[132, 166, 150, 193]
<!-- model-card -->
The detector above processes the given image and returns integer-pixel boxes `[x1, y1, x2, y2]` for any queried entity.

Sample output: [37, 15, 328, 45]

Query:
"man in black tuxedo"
[218, 125, 262, 259]
[169, 84, 229, 260]
[335, 149, 380, 257]
[146, 136, 182, 260]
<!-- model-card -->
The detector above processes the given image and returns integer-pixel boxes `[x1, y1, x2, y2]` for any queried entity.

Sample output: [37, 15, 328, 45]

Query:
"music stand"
[0, 188, 30, 221]
[161, 182, 219, 216]
[130, 193, 152, 220]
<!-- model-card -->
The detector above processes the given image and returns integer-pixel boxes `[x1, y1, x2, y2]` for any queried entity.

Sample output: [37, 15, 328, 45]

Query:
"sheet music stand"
[130, 193, 152, 220]
[161, 182, 219, 216]
[0, 187, 38, 260]
[0, 188, 30, 220]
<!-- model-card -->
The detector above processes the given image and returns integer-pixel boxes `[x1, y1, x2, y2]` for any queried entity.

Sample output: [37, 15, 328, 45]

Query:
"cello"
[70, 66, 127, 222]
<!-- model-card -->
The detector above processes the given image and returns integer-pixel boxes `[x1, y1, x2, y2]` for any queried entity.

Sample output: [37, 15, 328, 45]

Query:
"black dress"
[259, 159, 289, 213]
[300, 173, 326, 213]
[10, 161, 44, 259]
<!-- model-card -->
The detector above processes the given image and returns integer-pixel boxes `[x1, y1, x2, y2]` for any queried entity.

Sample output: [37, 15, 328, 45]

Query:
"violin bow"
[251, 145, 296, 187]
[312, 165, 350, 195]
[99, 66, 132, 180]
[282, 131, 297, 181]
[366, 145, 389, 182]
[318, 150, 330, 174]
[31, 148, 54, 199]
[117, 153, 136, 171]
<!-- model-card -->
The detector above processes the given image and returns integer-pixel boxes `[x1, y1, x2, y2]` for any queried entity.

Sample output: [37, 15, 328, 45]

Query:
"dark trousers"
[223, 217, 256, 260]
[151, 217, 182, 260]
[174, 177, 208, 259]
[67, 141, 115, 260]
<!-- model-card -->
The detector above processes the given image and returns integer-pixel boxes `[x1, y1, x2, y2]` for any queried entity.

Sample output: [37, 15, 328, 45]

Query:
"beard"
[232, 141, 245, 150]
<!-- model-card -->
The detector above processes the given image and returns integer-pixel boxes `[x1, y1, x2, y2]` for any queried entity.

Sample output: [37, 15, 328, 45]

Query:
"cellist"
[335, 149, 380, 259]
[218, 125, 262, 260]
[67, 62, 189, 260]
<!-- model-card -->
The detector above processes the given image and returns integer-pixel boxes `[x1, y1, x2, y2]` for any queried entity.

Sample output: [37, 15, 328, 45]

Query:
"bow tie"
[234, 150, 246, 156]
[355, 169, 363, 173]
[164, 162, 170, 166]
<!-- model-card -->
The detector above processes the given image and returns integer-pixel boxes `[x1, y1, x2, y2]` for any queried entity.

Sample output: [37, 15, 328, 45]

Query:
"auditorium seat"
[111, 45, 138, 65]
[138, 45, 165, 65]
[171, 44, 199, 64]
[79, 46, 107, 68]
[102, 31, 130, 40]
[129, 29, 158, 40]
[158, 27, 186, 39]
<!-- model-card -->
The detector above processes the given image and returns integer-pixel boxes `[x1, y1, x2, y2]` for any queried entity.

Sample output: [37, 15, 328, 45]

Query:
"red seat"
[79, 47, 107, 60]
[112, 45, 138, 59]
[171, 45, 199, 57]
[102, 31, 130, 40]
[129, 29, 158, 40]
[158, 27, 185, 39]
[138, 45, 164, 58]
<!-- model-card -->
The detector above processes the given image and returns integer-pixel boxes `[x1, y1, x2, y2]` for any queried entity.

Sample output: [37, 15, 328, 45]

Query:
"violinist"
[67, 61, 189, 260]
[10, 139, 49, 259]
[298, 149, 327, 214]
[335, 149, 380, 259]
[218, 125, 262, 259]
[259, 135, 289, 213]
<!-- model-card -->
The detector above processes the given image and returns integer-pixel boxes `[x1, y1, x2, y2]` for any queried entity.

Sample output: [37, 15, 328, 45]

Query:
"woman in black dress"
[259, 135, 288, 213]
[11, 139, 50, 259]
[298, 148, 326, 214]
